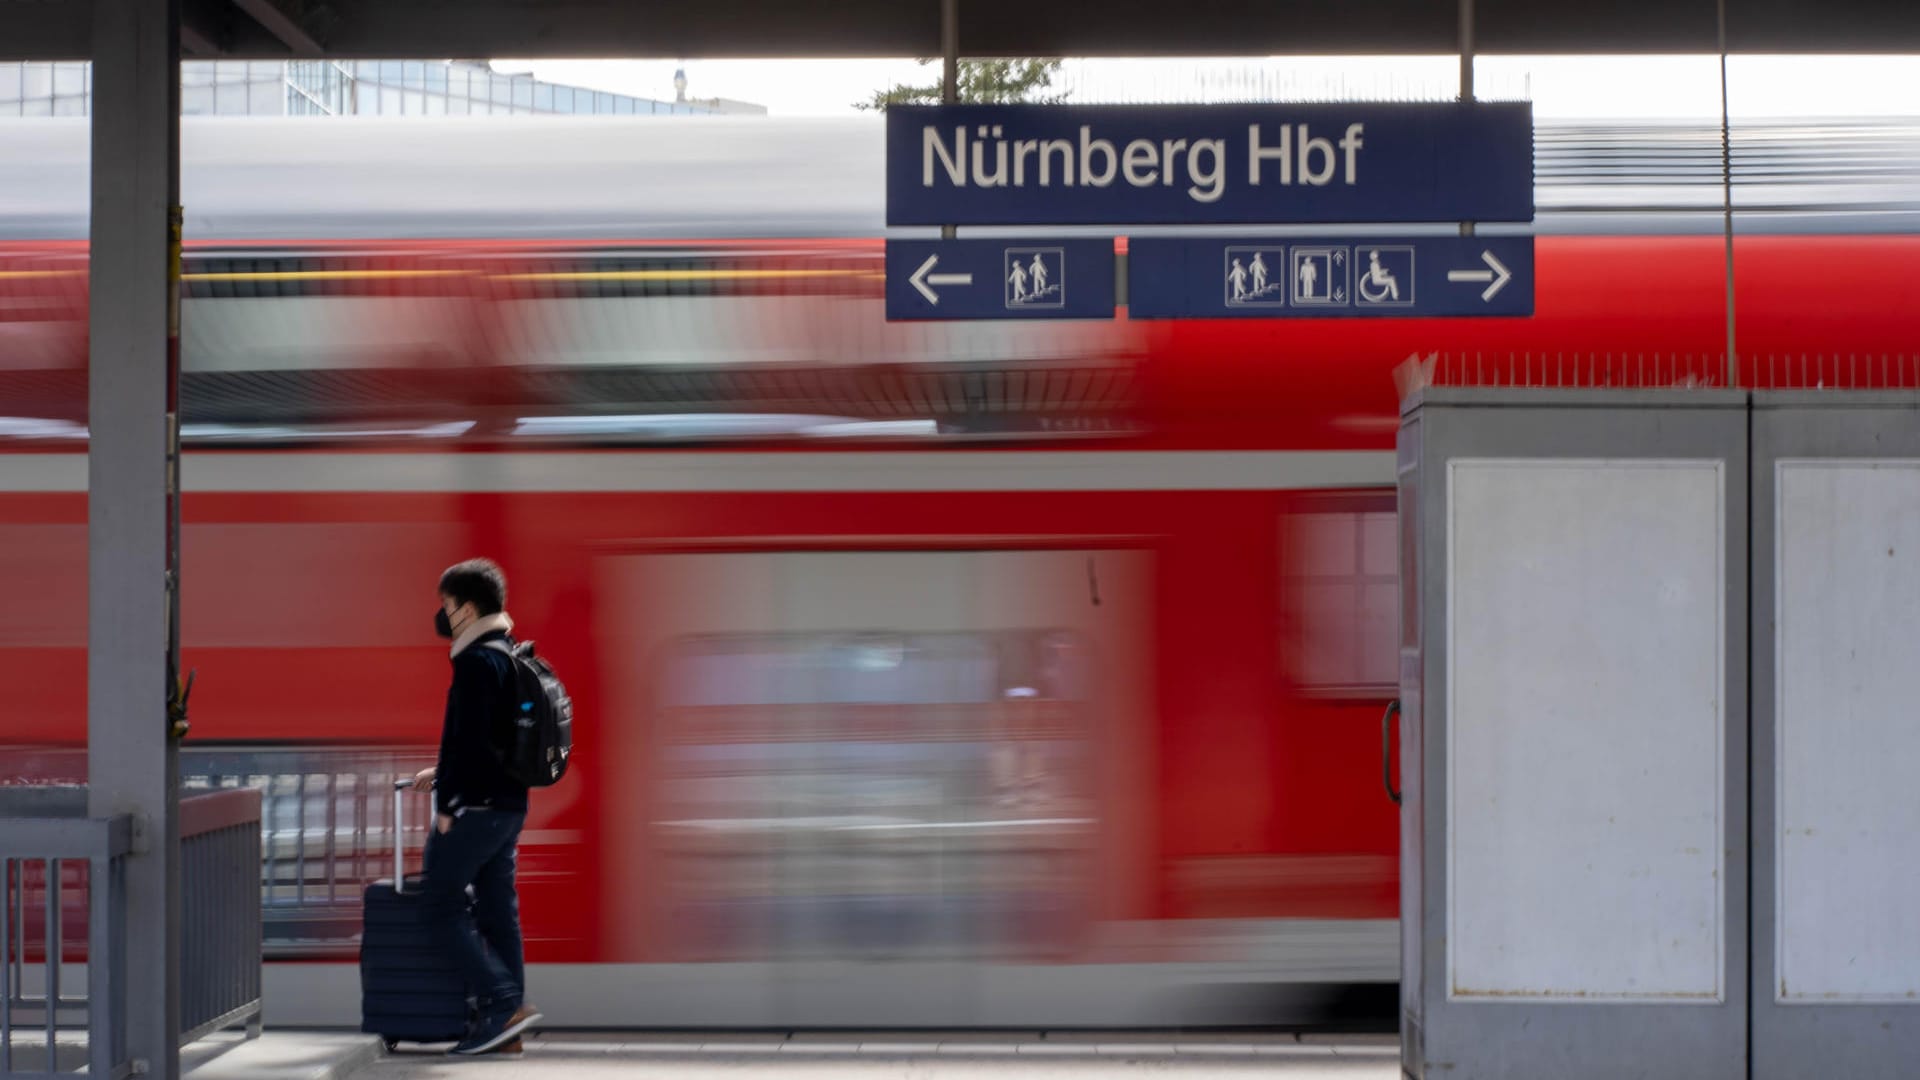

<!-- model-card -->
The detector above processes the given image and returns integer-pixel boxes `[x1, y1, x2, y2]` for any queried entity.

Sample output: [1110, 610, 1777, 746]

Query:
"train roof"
[2, 114, 1919, 241]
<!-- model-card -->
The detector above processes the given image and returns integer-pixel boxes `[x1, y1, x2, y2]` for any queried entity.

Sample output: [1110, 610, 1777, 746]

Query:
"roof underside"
[4, 0, 1919, 62]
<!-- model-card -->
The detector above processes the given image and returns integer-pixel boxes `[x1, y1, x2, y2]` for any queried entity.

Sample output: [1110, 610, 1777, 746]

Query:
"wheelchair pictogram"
[1354, 246, 1414, 308]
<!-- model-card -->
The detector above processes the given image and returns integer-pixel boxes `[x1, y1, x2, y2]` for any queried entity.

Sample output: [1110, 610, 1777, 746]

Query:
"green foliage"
[857, 59, 1067, 111]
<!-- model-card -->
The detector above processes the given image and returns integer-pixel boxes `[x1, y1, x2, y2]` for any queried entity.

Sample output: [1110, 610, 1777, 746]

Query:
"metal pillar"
[940, 0, 957, 106]
[1717, 0, 1737, 386]
[87, 1, 183, 1078]
[1457, 0, 1473, 239]
[940, 0, 958, 241]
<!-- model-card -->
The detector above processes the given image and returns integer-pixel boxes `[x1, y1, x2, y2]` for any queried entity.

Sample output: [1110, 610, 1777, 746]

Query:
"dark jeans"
[421, 809, 526, 1022]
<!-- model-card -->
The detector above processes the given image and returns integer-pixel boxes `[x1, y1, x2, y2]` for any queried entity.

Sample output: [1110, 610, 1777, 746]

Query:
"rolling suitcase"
[360, 779, 471, 1048]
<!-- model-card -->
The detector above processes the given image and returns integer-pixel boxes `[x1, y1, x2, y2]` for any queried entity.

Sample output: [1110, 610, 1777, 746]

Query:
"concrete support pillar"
[87, 1, 182, 1077]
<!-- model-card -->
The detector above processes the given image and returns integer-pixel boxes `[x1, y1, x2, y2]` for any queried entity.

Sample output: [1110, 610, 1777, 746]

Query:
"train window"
[652, 630, 1097, 961]
[1281, 498, 1399, 695]
[661, 631, 1091, 709]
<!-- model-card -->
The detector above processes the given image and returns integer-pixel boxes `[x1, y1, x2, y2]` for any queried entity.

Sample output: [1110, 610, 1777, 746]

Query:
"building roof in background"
[0, 59, 762, 118]
[2, 0, 1919, 62]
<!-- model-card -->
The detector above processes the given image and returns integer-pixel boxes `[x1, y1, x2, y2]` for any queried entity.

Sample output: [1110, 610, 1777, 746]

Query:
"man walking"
[411, 558, 543, 1056]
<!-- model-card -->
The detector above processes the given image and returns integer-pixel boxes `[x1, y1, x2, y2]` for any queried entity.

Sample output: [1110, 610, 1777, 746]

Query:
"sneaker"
[450, 1004, 542, 1056]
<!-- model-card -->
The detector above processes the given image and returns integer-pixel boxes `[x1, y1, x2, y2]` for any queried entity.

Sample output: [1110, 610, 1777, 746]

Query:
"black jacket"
[435, 629, 530, 815]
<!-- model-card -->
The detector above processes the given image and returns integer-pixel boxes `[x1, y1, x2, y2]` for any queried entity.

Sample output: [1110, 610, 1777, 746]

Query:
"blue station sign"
[886, 102, 1534, 227]
[1127, 236, 1535, 318]
[885, 238, 1116, 321]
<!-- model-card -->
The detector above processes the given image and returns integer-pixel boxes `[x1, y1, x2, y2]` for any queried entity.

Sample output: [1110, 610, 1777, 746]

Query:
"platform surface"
[359, 1031, 1400, 1078]
[185, 1029, 386, 1080]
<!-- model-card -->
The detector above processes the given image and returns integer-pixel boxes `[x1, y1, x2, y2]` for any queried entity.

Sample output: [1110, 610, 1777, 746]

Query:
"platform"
[358, 1032, 1400, 1078]
[2, 1029, 387, 1080]
[183, 1031, 385, 1080]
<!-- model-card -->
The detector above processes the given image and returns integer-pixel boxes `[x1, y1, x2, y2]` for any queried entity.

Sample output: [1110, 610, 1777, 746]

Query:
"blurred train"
[2, 114, 1917, 1027]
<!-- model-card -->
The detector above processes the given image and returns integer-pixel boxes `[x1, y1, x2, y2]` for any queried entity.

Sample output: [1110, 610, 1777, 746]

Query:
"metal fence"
[183, 748, 436, 956]
[1, 785, 265, 1077]
[4, 747, 436, 957]
[0, 787, 131, 1080]
[179, 789, 262, 1045]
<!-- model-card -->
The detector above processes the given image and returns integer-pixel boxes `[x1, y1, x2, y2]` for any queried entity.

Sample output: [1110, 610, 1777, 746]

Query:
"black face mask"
[434, 607, 454, 639]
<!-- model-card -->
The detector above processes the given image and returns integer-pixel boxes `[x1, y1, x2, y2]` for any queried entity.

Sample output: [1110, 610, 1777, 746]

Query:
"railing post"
[2, 857, 12, 1075]
[45, 866, 59, 1063]
[88, 850, 115, 1078]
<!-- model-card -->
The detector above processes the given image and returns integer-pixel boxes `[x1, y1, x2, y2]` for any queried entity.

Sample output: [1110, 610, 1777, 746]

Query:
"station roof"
[3, 0, 1919, 62]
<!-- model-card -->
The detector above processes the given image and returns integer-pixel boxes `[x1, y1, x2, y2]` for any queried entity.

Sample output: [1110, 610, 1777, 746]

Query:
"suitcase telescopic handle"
[392, 778, 413, 894]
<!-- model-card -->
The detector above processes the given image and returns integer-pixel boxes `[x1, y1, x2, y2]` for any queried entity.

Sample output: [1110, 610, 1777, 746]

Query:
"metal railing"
[1, 786, 265, 1077]
[0, 787, 131, 1080]
[184, 749, 435, 955]
[179, 789, 262, 1045]
[5, 747, 436, 957]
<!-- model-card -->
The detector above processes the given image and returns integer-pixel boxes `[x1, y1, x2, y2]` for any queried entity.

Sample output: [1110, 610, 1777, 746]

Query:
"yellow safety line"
[492, 269, 865, 282]
[182, 270, 472, 282]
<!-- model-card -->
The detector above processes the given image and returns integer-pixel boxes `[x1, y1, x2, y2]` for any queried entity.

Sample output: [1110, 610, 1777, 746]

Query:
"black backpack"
[483, 640, 573, 787]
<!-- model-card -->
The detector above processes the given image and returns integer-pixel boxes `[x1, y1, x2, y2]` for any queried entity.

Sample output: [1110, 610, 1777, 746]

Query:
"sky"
[490, 55, 1920, 120]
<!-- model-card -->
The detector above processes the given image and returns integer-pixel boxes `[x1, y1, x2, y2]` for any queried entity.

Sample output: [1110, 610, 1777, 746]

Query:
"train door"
[593, 548, 1151, 1026]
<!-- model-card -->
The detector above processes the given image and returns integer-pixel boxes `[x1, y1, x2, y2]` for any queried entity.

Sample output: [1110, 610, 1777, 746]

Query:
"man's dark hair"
[439, 558, 507, 616]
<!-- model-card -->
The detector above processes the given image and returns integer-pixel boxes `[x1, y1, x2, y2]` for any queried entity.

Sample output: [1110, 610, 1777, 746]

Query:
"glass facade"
[0, 61, 87, 116]
[0, 59, 752, 117]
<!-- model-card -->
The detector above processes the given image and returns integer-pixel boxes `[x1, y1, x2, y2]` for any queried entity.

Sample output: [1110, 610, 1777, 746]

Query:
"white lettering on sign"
[923, 122, 1364, 203]
[1081, 127, 1117, 187]
[1187, 139, 1226, 203]
[1121, 139, 1156, 186]
[1249, 123, 1365, 188]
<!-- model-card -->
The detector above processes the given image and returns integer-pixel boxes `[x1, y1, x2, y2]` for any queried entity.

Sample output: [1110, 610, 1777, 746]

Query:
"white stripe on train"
[2, 450, 1396, 493]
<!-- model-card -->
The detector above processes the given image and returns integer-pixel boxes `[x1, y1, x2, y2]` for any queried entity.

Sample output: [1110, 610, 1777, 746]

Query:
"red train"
[1, 115, 1915, 1026]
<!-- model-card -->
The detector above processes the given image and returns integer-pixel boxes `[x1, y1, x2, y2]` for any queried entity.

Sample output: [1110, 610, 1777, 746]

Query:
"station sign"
[1126, 236, 1534, 319]
[885, 239, 1116, 321]
[886, 102, 1534, 227]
